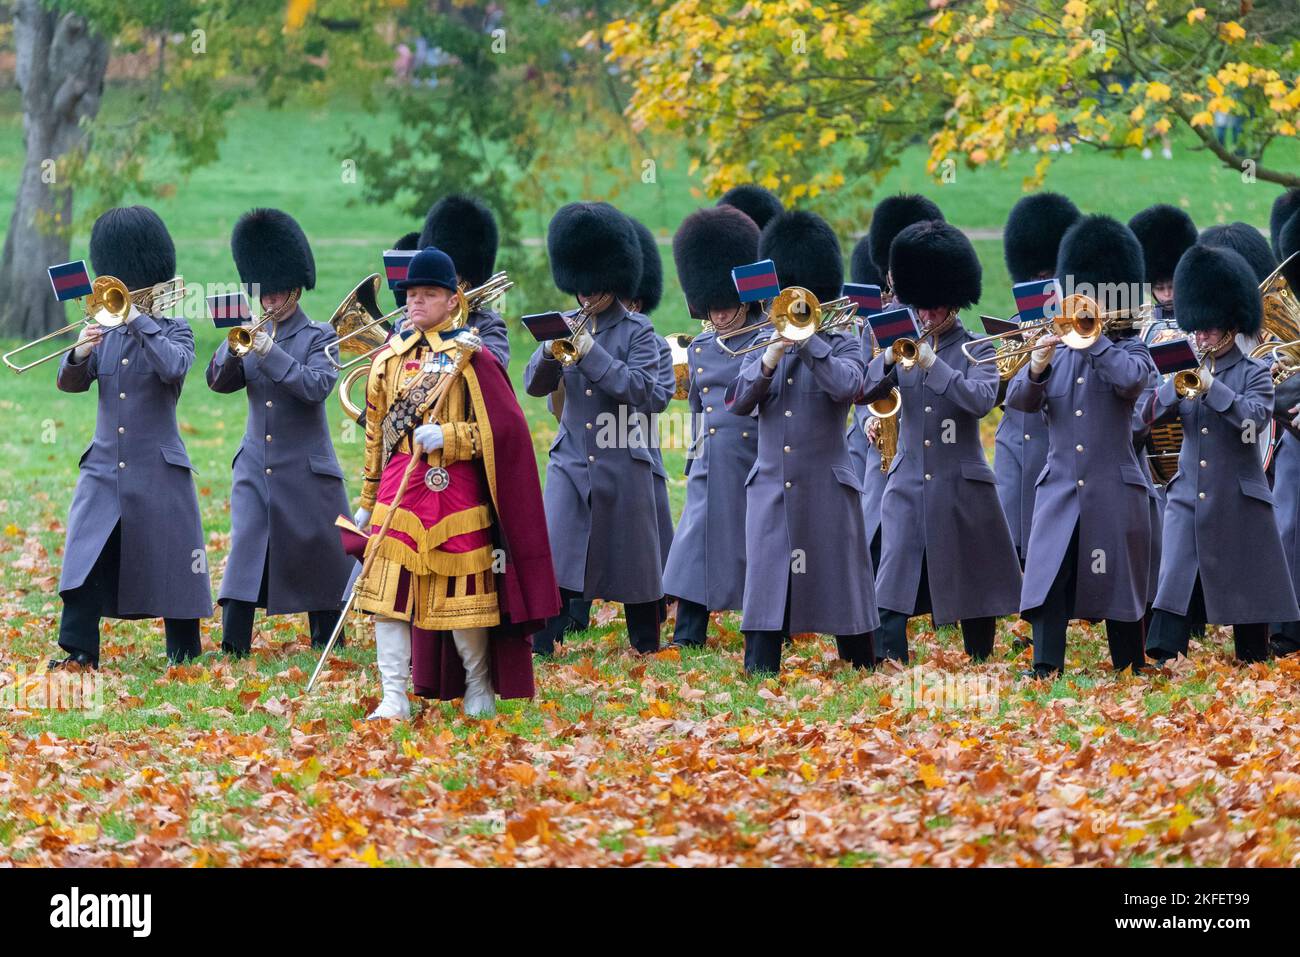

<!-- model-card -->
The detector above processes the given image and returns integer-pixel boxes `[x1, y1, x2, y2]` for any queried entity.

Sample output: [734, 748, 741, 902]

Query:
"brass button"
[588, 455, 595, 462]
[701, 386, 709, 394]
[696, 367, 703, 374]
[1199, 459, 1207, 468]
[121, 358, 129, 366]
[695, 347, 701, 354]
[925, 405, 933, 413]
[265, 434, 272, 442]
[786, 377, 794, 385]
[585, 422, 592, 429]
[924, 473, 932, 481]
[783, 445, 791, 453]
[1074, 409, 1083, 417]
[1200, 427, 1208, 435]
[585, 389, 593, 396]
[118, 392, 126, 399]
[709, 428, 717, 435]
[706, 406, 713, 412]
[784, 481, 792, 488]
[923, 439, 931, 447]
[266, 400, 273, 408]
[1075, 376, 1084, 384]
[742, 431, 750, 438]
[1024, 434, 1031, 440]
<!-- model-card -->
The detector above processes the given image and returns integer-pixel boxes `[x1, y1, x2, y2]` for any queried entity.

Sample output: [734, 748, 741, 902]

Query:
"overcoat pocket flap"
[308, 453, 345, 479]
[960, 458, 996, 483]
[1239, 475, 1273, 504]
[832, 464, 864, 493]
[159, 444, 195, 471]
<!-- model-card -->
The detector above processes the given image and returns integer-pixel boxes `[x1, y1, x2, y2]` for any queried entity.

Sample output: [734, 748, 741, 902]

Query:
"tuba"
[3, 275, 133, 373]
[1248, 253, 1300, 382]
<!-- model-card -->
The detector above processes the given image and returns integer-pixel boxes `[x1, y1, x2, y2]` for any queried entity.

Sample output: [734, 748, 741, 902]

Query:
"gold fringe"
[369, 501, 492, 551]
[365, 535, 496, 577]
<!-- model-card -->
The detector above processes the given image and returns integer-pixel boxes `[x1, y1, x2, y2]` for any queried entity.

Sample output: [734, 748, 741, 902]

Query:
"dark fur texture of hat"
[1198, 223, 1276, 284]
[1280, 211, 1300, 289]
[393, 231, 420, 251]
[889, 221, 982, 310]
[1128, 204, 1197, 284]
[672, 206, 761, 315]
[717, 184, 783, 232]
[1056, 214, 1145, 292]
[418, 194, 498, 289]
[849, 234, 881, 286]
[867, 193, 944, 277]
[231, 208, 315, 294]
[758, 210, 843, 305]
[1173, 244, 1262, 336]
[1002, 192, 1081, 283]
[1270, 190, 1300, 259]
[89, 206, 176, 292]
[547, 202, 642, 299]
[628, 218, 663, 315]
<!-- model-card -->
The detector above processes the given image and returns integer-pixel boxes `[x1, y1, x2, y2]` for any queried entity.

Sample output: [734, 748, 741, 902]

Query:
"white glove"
[882, 343, 897, 367]
[72, 323, 104, 361]
[1195, 367, 1215, 395]
[917, 341, 937, 370]
[450, 329, 482, 353]
[865, 416, 881, 444]
[572, 327, 595, 358]
[353, 507, 372, 529]
[414, 423, 444, 452]
[762, 331, 788, 371]
[251, 330, 274, 357]
[1029, 341, 1056, 376]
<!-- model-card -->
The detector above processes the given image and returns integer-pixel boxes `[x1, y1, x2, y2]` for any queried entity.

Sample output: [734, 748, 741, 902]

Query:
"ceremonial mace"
[305, 328, 479, 693]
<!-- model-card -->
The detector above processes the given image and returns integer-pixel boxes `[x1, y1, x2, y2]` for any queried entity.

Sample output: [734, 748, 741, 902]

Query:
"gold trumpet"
[3, 275, 132, 373]
[1172, 334, 1230, 399]
[551, 295, 607, 366]
[716, 286, 858, 357]
[228, 288, 300, 357]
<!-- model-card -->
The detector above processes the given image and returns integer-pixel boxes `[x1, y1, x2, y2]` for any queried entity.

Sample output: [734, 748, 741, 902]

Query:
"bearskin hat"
[672, 206, 761, 316]
[628, 218, 663, 315]
[717, 184, 784, 232]
[1280, 210, 1300, 289]
[867, 193, 944, 278]
[418, 194, 498, 289]
[849, 234, 881, 286]
[89, 206, 176, 293]
[1002, 192, 1081, 283]
[1128, 204, 1197, 284]
[394, 231, 420, 251]
[1174, 244, 1262, 336]
[1198, 223, 1276, 284]
[1056, 214, 1145, 293]
[231, 208, 315, 294]
[758, 210, 844, 305]
[547, 202, 642, 300]
[889, 221, 982, 310]
[1270, 190, 1300, 260]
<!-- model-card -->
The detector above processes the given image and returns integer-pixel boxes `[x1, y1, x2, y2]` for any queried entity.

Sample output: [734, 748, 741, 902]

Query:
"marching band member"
[1143, 244, 1299, 663]
[844, 236, 887, 570]
[353, 247, 557, 719]
[863, 221, 1023, 663]
[206, 208, 353, 656]
[662, 206, 763, 647]
[996, 192, 1081, 565]
[525, 203, 669, 656]
[417, 194, 510, 368]
[1268, 205, 1300, 656]
[52, 206, 212, 668]
[1006, 215, 1158, 678]
[390, 230, 420, 313]
[717, 183, 784, 232]
[725, 210, 877, 675]
[1128, 204, 1197, 319]
[1269, 189, 1300, 262]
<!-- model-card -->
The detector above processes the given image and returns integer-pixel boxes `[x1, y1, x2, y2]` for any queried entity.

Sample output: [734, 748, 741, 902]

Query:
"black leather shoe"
[1018, 664, 1059, 681]
[49, 650, 98, 670]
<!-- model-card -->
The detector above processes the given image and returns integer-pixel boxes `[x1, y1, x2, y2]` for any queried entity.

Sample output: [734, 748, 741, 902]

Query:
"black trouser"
[58, 522, 202, 664]
[534, 587, 663, 655]
[741, 574, 875, 676]
[220, 549, 342, 655]
[1147, 576, 1269, 663]
[873, 554, 996, 663]
[671, 597, 710, 647]
[1026, 522, 1145, 673]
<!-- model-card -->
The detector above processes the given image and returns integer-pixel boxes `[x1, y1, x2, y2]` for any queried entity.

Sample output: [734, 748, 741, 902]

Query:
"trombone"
[959, 293, 1147, 369]
[3, 275, 132, 374]
[716, 286, 858, 357]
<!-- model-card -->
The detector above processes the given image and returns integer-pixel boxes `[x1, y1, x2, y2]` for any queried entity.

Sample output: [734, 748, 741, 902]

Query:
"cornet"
[229, 288, 300, 357]
[3, 275, 132, 373]
[715, 286, 858, 357]
[551, 293, 611, 366]
[1172, 333, 1230, 399]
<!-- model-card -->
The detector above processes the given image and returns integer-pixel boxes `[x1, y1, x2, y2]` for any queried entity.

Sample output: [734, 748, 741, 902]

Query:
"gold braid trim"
[364, 536, 497, 577]
[370, 501, 492, 552]
[461, 364, 499, 513]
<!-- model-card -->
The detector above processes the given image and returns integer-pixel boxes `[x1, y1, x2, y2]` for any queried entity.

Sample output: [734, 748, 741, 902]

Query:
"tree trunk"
[0, 1, 109, 338]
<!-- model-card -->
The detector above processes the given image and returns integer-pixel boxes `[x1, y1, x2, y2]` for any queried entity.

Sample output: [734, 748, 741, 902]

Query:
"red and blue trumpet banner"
[843, 283, 884, 317]
[206, 290, 253, 328]
[1012, 278, 1061, 323]
[383, 249, 417, 290]
[1149, 338, 1200, 375]
[48, 260, 93, 302]
[866, 306, 920, 349]
[732, 259, 780, 303]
